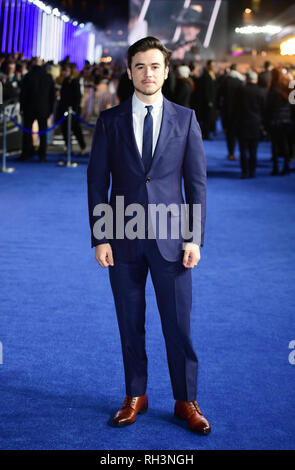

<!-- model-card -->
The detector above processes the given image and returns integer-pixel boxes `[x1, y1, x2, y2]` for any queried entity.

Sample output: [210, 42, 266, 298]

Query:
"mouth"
[143, 81, 154, 84]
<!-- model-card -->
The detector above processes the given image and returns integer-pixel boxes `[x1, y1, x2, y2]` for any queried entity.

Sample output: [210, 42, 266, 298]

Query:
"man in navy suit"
[87, 37, 210, 434]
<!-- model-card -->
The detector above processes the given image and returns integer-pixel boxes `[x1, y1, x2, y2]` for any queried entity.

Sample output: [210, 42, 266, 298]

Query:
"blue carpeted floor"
[0, 138, 295, 450]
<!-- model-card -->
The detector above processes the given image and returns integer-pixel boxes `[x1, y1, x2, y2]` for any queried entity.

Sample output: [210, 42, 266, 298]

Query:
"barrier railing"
[1, 106, 95, 173]
[0, 111, 14, 173]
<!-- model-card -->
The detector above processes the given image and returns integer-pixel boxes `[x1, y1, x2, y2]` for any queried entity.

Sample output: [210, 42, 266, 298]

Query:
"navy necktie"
[142, 105, 153, 173]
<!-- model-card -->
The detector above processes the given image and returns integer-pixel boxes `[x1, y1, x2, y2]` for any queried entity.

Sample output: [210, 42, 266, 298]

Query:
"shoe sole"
[113, 407, 148, 427]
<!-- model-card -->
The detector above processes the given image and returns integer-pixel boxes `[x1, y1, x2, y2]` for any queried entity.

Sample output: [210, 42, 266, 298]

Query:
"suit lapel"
[117, 97, 145, 173]
[149, 97, 178, 174]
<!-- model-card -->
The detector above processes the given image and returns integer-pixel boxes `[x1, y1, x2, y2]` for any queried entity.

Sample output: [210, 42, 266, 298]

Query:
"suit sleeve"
[183, 110, 207, 247]
[87, 115, 110, 248]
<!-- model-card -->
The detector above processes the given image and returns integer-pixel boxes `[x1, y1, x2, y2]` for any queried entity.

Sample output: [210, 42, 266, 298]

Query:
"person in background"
[236, 71, 266, 179]
[266, 67, 292, 175]
[217, 64, 245, 160]
[199, 60, 217, 140]
[162, 67, 176, 102]
[19, 57, 55, 162]
[189, 61, 202, 122]
[173, 65, 193, 108]
[117, 68, 134, 103]
[57, 63, 87, 156]
[80, 65, 96, 119]
[258, 61, 272, 89]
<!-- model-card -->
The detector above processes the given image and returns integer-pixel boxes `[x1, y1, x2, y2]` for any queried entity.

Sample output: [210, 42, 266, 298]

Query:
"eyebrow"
[134, 62, 161, 67]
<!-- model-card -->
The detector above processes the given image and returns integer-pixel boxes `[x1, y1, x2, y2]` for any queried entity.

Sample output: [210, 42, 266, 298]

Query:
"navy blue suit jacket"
[87, 95, 206, 262]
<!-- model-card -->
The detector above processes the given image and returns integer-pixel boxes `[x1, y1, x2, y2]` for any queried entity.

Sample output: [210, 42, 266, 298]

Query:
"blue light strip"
[24, 1, 31, 58]
[1, 0, 10, 53]
[18, 0, 26, 54]
[32, 4, 39, 56]
[13, 0, 22, 52]
[7, 0, 16, 53]
[28, 3, 34, 57]
[36, 8, 42, 57]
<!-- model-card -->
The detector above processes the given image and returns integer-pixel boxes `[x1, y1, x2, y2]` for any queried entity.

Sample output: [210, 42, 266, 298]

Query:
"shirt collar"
[132, 91, 163, 114]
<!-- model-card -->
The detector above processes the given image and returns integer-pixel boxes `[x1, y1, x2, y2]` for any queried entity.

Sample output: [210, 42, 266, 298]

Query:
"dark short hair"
[127, 36, 171, 69]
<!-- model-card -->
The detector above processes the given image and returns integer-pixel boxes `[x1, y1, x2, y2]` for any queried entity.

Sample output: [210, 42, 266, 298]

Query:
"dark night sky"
[49, 0, 295, 30]
[48, 0, 129, 28]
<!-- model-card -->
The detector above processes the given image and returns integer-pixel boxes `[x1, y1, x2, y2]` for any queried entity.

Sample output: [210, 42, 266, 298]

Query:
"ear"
[127, 67, 132, 81]
[164, 65, 169, 80]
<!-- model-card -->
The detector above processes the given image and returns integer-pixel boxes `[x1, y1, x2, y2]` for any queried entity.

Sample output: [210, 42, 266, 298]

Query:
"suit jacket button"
[146, 177, 151, 183]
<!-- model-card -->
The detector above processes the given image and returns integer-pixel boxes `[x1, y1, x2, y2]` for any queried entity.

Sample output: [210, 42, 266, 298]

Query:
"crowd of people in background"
[0, 51, 295, 177]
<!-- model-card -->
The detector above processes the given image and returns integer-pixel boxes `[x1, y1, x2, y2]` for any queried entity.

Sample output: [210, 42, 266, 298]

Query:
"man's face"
[181, 25, 200, 42]
[127, 48, 168, 97]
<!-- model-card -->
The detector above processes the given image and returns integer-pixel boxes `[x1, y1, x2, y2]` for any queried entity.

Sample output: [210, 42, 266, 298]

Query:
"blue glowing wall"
[0, 0, 90, 69]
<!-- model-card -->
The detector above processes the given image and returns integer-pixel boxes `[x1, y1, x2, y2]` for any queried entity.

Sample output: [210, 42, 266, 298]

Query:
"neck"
[134, 88, 162, 105]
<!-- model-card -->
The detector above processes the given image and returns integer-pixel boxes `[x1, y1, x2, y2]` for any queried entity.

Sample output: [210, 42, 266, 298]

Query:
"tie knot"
[145, 105, 153, 115]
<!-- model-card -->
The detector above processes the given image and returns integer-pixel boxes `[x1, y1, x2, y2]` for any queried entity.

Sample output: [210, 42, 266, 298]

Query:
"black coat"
[236, 83, 266, 140]
[198, 69, 217, 126]
[162, 70, 176, 102]
[258, 70, 271, 89]
[200, 69, 217, 108]
[20, 66, 55, 118]
[190, 75, 202, 120]
[217, 74, 243, 128]
[265, 87, 292, 128]
[59, 77, 82, 113]
[174, 78, 192, 108]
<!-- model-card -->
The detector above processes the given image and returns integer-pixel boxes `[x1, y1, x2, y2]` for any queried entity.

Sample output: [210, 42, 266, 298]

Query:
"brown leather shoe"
[113, 394, 148, 427]
[174, 400, 211, 434]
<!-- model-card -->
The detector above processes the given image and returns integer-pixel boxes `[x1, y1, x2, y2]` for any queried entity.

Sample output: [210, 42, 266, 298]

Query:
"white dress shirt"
[131, 92, 199, 251]
[132, 92, 163, 157]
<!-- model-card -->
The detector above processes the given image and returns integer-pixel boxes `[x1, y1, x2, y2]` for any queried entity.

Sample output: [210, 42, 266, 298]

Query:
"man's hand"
[95, 243, 114, 268]
[182, 243, 200, 269]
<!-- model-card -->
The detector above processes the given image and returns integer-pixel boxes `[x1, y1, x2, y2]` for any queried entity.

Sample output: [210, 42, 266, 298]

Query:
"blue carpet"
[0, 140, 295, 450]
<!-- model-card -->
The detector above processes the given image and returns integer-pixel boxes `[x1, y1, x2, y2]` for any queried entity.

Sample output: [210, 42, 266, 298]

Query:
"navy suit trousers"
[108, 238, 198, 401]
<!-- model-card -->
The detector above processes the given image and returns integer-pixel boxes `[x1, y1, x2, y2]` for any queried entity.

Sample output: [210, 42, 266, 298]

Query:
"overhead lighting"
[280, 36, 295, 55]
[244, 8, 252, 14]
[73, 21, 78, 26]
[61, 15, 69, 23]
[28, 1, 52, 14]
[79, 23, 85, 28]
[100, 56, 112, 63]
[235, 25, 282, 35]
[52, 8, 60, 17]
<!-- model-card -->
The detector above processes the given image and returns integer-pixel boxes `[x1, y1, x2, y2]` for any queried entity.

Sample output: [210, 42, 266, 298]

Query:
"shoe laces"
[122, 396, 138, 409]
[188, 400, 203, 415]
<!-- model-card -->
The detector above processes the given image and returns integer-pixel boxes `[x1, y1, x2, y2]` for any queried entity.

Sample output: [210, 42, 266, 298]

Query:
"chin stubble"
[134, 84, 163, 96]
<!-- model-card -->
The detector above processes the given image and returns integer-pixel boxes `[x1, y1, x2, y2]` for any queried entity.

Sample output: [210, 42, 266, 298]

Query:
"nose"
[145, 67, 153, 77]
